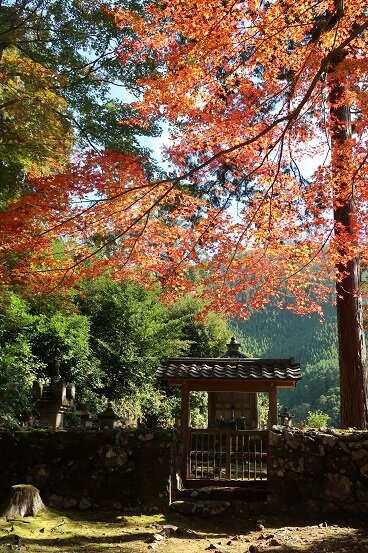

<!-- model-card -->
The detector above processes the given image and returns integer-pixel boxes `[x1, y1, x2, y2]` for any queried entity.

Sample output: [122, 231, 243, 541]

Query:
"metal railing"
[188, 429, 268, 481]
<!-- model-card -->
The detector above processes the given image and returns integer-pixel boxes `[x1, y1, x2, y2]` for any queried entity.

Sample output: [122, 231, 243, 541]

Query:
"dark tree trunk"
[328, 33, 368, 428]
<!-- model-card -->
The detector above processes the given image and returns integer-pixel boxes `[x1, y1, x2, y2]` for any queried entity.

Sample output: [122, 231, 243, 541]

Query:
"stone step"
[170, 498, 267, 517]
[177, 485, 267, 502]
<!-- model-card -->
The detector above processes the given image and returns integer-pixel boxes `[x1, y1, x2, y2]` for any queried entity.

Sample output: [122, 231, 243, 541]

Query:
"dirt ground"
[0, 509, 368, 553]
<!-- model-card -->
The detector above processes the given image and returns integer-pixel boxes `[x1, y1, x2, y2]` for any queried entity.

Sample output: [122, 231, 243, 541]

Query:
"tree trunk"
[2, 484, 45, 518]
[328, 23, 368, 428]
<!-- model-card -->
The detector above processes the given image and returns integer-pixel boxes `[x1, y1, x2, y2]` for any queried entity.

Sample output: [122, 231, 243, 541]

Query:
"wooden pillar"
[225, 433, 231, 479]
[181, 383, 190, 480]
[208, 392, 216, 427]
[253, 393, 259, 429]
[269, 384, 278, 428]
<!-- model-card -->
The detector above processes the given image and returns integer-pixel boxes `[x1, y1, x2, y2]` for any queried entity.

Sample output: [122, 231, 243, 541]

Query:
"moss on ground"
[0, 509, 367, 553]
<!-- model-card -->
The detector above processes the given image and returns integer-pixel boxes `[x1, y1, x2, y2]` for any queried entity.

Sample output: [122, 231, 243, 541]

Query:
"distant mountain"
[232, 305, 340, 426]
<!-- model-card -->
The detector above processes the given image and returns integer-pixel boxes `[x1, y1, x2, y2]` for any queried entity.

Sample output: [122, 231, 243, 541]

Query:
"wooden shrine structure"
[157, 337, 301, 484]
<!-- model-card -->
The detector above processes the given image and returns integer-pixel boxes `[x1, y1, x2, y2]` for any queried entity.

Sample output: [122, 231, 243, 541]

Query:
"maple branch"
[53, 50, 117, 91]
[13, 7, 368, 284]
[280, 227, 335, 282]
[163, 141, 277, 276]
[118, 212, 151, 271]
[158, 15, 368, 189]
[220, 147, 285, 284]
[60, 183, 162, 239]
[22, 181, 178, 279]
[55, 110, 100, 154]
[37, 182, 158, 238]
[25, 17, 368, 254]
[351, 151, 368, 199]
[55, 183, 176, 275]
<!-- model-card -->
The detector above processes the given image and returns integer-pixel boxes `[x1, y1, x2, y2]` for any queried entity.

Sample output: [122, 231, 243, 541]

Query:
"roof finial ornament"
[217, 336, 248, 359]
[227, 336, 240, 354]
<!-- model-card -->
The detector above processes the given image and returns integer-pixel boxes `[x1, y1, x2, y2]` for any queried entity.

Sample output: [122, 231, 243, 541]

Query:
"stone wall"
[3, 427, 368, 516]
[268, 427, 368, 514]
[0, 429, 176, 513]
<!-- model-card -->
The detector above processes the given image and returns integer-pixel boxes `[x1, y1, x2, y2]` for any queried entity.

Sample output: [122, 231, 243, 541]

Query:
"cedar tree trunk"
[328, 42, 368, 428]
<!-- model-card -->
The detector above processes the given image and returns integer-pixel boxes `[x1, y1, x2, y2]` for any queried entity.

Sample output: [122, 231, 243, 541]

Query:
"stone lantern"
[80, 412, 96, 429]
[279, 406, 293, 427]
[98, 402, 120, 429]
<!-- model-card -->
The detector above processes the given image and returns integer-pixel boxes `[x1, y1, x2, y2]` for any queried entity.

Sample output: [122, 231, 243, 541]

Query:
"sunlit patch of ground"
[0, 509, 368, 553]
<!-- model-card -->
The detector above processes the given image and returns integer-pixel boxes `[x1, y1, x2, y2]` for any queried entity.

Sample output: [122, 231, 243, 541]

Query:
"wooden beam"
[181, 383, 190, 480]
[269, 383, 278, 427]
[167, 379, 297, 392]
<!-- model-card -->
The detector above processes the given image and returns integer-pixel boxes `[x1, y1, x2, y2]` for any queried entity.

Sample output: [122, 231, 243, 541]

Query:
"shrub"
[305, 410, 330, 428]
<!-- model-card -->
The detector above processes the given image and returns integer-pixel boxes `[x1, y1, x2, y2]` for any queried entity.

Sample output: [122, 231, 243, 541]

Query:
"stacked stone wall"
[268, 427, 368, 514]
[3, 427, 368, 515]
[0, 429, 175, 513]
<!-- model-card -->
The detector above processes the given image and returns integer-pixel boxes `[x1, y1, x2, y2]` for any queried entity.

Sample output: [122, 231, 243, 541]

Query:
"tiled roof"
[156, 358, 301, 381]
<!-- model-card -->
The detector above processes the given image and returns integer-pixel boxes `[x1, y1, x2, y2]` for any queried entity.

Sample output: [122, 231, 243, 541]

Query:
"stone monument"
[33, 360, 75, 429]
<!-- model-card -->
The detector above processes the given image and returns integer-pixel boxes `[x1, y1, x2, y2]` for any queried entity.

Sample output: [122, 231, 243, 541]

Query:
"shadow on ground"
[1, 510, 368, 553]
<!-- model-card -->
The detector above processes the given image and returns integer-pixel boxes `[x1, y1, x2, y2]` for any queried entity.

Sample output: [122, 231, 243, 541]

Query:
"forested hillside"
[234, 306, 340, 426]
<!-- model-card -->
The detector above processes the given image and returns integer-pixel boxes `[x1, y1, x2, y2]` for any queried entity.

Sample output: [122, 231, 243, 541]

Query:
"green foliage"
[77, 278, 187, 400]
[0, 47, 72, 188]
[0, 289, 101, 425]
[32, 312, 103, 406]
[0, 0, 160, 207]
[0, 292, 42, 428]
[0, 0, 156, 149]
[168, 295, 230, 357]
[76, 281, 231, 426]
[0, 341, 41, 429]
[305, 410, 330, 428]
[0, 281, 233, 428]
[234, 304, 341, 427]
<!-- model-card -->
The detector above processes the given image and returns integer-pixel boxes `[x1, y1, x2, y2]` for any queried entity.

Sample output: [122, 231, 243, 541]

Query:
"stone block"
[319, 434, 337, 448]
[323, 473, 352, 502]
[305, 498, 321, 515]
[170, 500, 196, 514]
[284, 430, 302, 450]
[268, 455, 284, 470]
[285, 457, 304, 473]
[268, 431, 284, 447]
[138, 433, 154, 442]
[321, 501, 339, 514]
[352, 448, 368, 461]
[356, 485, 368, 502]
[325, 452, 351, 472]
[63, 497, 77, 509]
[344, 502, 368, 514]
[304, 455, 324, 473]
[79, 497, 92, 510]
[48, 494, 63, 508]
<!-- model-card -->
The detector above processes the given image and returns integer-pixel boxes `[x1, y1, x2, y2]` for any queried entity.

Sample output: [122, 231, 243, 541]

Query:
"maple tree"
[115, 0, 368, 430]
[1, 0, 368, 427]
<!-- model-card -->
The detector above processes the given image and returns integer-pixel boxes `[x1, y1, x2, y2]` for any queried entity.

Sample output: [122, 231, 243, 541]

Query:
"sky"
[111, 85, 325, 193]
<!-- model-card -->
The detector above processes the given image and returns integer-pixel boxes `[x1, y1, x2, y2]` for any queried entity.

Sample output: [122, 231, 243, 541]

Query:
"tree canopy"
[1, 1, 367, 311]
[0, 0, 158, 208]
[1, 0, 368, 427]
